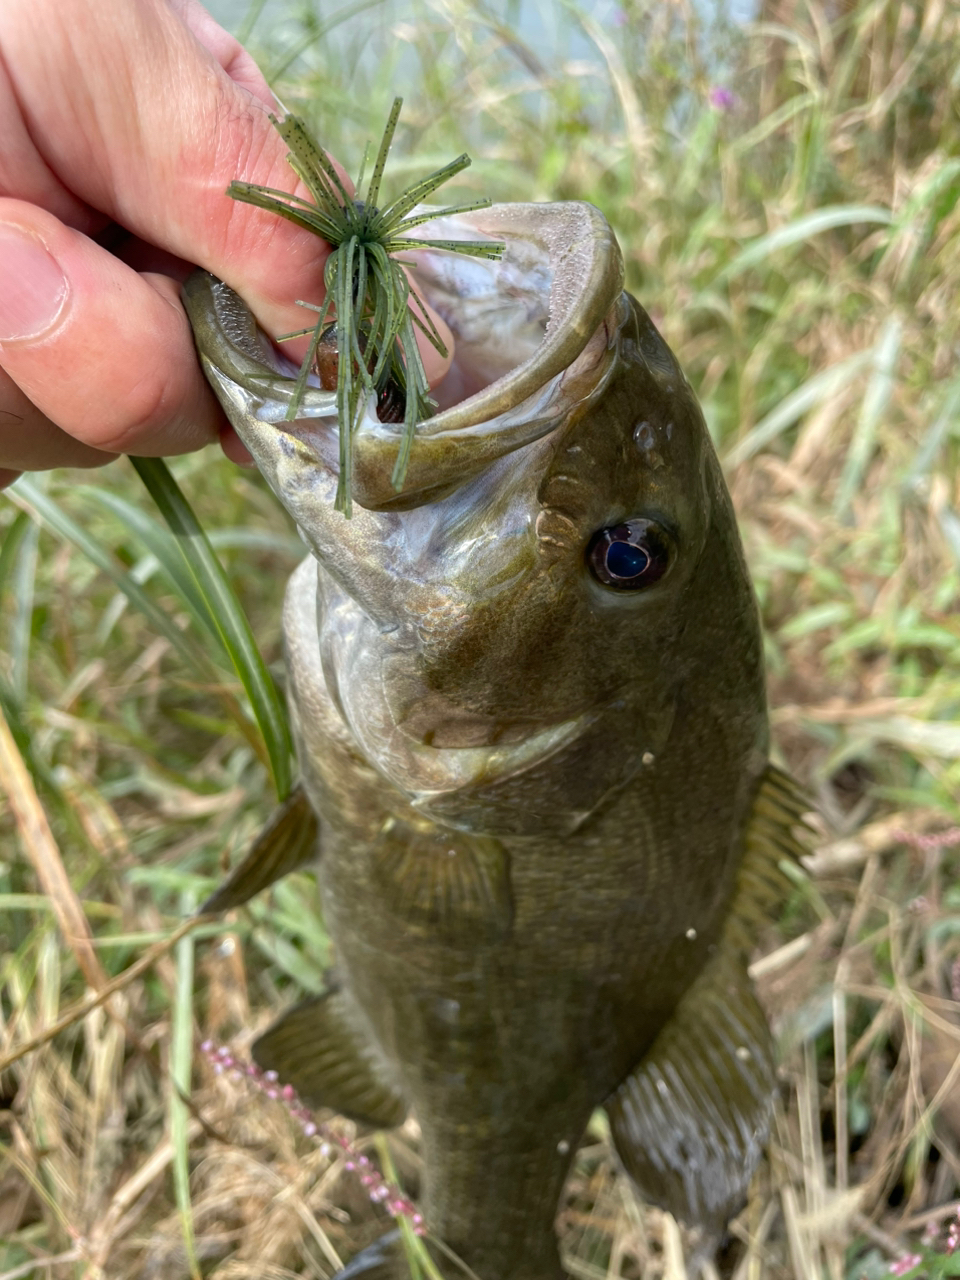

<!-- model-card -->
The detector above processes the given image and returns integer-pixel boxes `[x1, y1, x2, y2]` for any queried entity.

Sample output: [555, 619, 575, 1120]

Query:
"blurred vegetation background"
[1, 0, 959, 1276]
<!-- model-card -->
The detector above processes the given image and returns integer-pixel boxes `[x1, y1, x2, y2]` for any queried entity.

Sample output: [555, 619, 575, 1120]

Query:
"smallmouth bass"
[184, 202, 807, 1279]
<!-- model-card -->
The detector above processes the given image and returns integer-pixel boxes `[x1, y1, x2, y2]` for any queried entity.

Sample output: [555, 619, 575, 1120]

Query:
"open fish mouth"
[183, 200, 625, 517]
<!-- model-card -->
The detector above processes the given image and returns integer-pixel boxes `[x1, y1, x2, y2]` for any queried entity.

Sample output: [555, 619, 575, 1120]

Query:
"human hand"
[0, 0, 453, 488]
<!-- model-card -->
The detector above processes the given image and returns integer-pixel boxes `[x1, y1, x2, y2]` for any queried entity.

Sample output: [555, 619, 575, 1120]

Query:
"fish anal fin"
[253, 990, 407, 1129]
[201, 784, 319, 914]
[371, 823, 512, 941]
[607, 947, 776, 1244]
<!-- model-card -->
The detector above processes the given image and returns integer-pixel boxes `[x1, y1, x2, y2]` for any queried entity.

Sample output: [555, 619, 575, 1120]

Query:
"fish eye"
[586, 520, 672, 590]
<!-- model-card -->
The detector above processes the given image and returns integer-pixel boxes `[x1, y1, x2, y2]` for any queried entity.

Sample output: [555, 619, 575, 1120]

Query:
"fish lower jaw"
[360, 713, 590, 801]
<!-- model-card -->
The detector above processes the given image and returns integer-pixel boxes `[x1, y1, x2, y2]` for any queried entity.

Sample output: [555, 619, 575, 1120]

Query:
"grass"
[1, 0, 960, 1275]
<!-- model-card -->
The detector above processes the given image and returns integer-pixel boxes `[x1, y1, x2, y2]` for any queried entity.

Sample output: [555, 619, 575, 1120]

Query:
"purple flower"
[709, 87, 737, 111]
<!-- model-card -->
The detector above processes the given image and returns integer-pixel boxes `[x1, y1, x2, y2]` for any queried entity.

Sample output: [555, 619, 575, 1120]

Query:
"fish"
[183, 200, 807, 1279]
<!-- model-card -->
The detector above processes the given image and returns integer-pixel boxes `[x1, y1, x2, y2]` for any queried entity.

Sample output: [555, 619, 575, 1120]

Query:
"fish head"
[185, 203, 765, 837]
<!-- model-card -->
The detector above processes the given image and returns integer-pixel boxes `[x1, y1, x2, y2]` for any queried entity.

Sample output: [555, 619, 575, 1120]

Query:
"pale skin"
[0, 0, 453, 489]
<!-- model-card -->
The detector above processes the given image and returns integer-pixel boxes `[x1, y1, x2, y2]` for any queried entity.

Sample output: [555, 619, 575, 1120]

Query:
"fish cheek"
[414, 559, 582, 721]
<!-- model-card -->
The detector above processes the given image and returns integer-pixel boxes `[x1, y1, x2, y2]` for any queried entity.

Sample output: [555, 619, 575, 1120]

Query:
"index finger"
[1, 0, 331, 342]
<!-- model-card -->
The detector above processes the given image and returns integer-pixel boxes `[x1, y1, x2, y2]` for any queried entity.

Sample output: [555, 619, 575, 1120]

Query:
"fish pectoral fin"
[253, 990, 408, 1129]
[371, 826, 512, 941]
[606, 947, 776, 1244]
[200, 785, 319, 914]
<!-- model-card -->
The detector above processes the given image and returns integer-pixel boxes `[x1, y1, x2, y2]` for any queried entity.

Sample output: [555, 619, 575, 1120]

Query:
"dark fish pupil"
[606, 540, 649, 579]
[585, 519, 672, 591]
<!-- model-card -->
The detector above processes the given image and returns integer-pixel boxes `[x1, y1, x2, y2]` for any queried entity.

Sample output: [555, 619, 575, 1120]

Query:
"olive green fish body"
[282, 576, 757, 1275]
[186, 203, 803, 1278]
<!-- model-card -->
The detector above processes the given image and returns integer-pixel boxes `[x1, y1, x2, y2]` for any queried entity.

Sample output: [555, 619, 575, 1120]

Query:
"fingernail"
[0, 223, 69, 341]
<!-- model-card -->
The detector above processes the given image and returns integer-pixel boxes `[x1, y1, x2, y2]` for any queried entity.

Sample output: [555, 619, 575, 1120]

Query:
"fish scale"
[186, 200, 807, 1278]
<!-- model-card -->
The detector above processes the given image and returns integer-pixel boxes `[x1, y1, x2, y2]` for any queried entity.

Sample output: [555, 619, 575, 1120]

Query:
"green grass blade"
[0, 508, 30, 604]
[373, 1135, 449, 1280]
[938, 507, 960, 568]
[264, 0, 386, 81]
[7, 476, 207, 672]
[235, 0, 269, 43]
[724, 349, 874, 468]
[0, 508, 33, 693]
[130, 458, 293, 800]
[0, 672, 72, 829]
[719, 205, 893, 282]
[3, 488, 42, 701]
[78, 486, 219, 636]
[902, 372, 960, 495]
[171, 887, 201, 1280]
[728, 91, 817, 157]
[834, 316, 902, 521]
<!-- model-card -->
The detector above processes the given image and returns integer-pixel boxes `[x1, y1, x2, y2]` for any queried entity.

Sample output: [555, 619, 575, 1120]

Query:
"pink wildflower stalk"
[889, 1253, 922, 1276]
[199, 1039, 425, 1235]
[947, 1209, 960, 1254]
[892, 827, 960, 852]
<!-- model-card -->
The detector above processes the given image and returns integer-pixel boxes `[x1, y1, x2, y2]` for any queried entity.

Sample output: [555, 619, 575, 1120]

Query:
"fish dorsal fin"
[371, 822, 512, 942]
[200, 785, 319, 914]
[607, 765, 810, 1241]
[253, 989, 408, 1129]
[722, 764, 810, 955]
[606, 947, 776, 1242]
